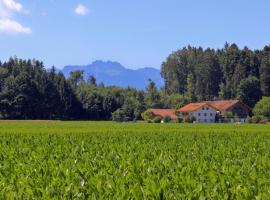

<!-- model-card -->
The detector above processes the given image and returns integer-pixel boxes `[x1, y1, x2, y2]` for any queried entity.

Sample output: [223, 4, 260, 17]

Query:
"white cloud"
[0, 0, 31, 35]
[2, 0, 23, 13]
[0, 18, 31, 34]
[75, 4, 88, 16]
[0, 0, 28, 17]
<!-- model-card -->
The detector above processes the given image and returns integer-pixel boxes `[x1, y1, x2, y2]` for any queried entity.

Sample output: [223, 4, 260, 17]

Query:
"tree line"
[1, 43, 270, 121]
[161, 43, 270, 108]
[0, 57, 186, 120]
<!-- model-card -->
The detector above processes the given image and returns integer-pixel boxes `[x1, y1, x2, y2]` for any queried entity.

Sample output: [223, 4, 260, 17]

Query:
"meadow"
[0, 121, 269, 199]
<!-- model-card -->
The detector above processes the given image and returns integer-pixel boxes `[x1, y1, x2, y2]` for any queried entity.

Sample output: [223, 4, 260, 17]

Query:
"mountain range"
[61, 60, 163, 90]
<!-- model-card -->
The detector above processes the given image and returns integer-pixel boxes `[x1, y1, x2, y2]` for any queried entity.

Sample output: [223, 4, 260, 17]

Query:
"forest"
[161, 43, 270, 108]
[0, 43, 270, 120]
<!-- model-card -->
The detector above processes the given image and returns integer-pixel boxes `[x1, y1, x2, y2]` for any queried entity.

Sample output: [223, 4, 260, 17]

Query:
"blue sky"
[0, 0, 270, 69]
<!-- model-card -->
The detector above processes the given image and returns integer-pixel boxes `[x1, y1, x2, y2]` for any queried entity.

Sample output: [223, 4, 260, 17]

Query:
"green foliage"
[0, 58, 148, 121]
[260, 52, 270, 96]
[111, 108, 125, 122]
[145, 79, 162, 108]
[161, 43, 267, 105]
[162, 94, 188, 109]
[153, 116, 162, 123]
[162, 116, 171, 123]
[251, 115, 266, 124]
[246, 116, 252, 124]
[0, 121, 269, 198]
[176, 117, 183, 123]
[224, 111, 234, 122]
[237, 76, 261, 108]
[184, 116, 196, 123]
[141, 109, 155, 121]
[186, 74, 197, 102]
[253, 97, 270, 119]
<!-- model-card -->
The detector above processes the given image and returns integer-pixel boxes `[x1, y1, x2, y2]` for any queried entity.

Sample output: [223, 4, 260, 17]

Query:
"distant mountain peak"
[62, 60, 163, 90]
[91, 60, 121, 65]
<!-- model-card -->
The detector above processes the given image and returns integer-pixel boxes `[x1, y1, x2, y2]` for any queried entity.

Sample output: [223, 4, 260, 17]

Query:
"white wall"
[189, 105, 217, 123]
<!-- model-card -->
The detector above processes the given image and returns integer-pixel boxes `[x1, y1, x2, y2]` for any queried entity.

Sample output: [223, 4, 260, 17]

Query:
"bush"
[184, 116, 196, 123]
[162, 116, 171, 123]
[176, 117, 183, 123]
[153, 116, 162, 123]
[246, 116, 253, 124]
[141, 109, 155, 121]
[252, 115, 265, 124]
[253, 97, 270, 119]
[112, 109, 125, 122]
[234, 116, 241, 123]
[260, 118, 270, 124]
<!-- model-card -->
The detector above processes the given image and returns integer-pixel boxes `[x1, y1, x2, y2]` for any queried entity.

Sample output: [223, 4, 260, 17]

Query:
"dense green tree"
[145, 79, 161, 108]
[237, 76, 262, 108]
[68, 70, 84, 90]
[161, 43, 269, 107]
[163, 94, 188, 109]
[186, 74, 196, 102]
[253, 97, 270, 118]
[260, 53, 270, 96]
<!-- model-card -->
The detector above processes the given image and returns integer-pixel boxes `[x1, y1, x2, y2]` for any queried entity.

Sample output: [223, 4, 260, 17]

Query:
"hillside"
[62, 60, 163, 90]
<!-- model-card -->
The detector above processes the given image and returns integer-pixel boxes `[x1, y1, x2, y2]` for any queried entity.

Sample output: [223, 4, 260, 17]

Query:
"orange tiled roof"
[150, 109, 177, 120]
[178, 102, 209, 113]
[179, 100, 251, 113]
[204, 100, 243, 111]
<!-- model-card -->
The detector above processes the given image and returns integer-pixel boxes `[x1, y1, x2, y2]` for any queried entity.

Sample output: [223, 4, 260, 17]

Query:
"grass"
[0, 121, 269, 199]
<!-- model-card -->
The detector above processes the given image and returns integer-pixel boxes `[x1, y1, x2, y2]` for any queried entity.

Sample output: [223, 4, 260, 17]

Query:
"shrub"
[153, 116, 162, 123]
[176, 117, 183, 123]
[184, 116, 196, 123]
[246, 116, 253, 124]
[112, 109, 125, 122]
[253, 97, 270, 119]
[234, 116, 241, 123]
[162, 116, 171, 123]
[141, 109, 155, 121]
[252, 115, 265, 124]
[260, 118, 270, 124]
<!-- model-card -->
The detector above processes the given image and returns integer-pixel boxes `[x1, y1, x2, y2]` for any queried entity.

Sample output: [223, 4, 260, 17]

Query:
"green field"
[0, 121, 269, 199]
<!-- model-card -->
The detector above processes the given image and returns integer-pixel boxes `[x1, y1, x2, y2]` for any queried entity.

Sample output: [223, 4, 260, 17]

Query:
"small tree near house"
[141, 109, 155, 121]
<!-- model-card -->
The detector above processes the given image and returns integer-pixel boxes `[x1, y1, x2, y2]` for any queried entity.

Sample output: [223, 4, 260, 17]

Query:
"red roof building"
[204, 100, 251, 113]
[178, 100, 251, 123]
[179, 102, 217, 113]
[150, 109, 177, 120]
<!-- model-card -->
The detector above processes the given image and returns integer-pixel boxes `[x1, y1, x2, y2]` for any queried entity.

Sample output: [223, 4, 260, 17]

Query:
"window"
[210, 113, 213, 116]
[210, 119, 213, 122]
[204, 113, 207, 116]
[204, 119, 207, 122]
[198, 113, 201, 116]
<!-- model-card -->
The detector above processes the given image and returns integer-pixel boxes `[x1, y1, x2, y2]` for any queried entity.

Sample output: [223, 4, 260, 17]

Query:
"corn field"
[0, 121, 269, 199]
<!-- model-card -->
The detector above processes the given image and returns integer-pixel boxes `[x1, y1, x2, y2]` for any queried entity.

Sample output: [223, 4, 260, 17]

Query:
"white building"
[179, 103, 217, 123]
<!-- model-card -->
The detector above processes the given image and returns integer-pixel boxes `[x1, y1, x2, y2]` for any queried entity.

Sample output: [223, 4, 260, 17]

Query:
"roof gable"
[150, 109, 177, 120]
[204, 100, 251, 111]
[179, 102, 216, 113]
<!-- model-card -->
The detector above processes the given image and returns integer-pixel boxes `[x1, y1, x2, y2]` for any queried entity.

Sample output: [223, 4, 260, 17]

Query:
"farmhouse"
[178, 100, 251, 123]
[150, 109, 177, 120]
[179, 102, 218, 123]
[205, 100, 251, 122]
